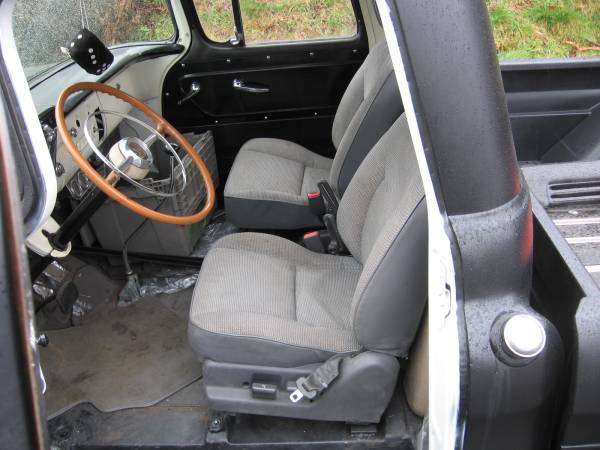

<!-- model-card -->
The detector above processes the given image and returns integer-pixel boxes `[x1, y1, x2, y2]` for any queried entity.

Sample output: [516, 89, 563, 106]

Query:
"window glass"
[194, 0, 357, 44]
[12, 0, 175, 81]
[486, 0, 600, 60]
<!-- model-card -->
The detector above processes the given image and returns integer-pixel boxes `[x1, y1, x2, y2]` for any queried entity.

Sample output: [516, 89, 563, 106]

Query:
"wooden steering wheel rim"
[55, 82, 215, 225]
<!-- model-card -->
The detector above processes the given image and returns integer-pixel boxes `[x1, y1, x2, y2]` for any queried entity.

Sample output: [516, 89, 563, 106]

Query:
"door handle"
[178, 81, 201, 105]
[233, 79, 270, 94]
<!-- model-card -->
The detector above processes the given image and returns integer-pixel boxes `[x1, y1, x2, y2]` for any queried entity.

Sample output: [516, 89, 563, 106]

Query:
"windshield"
[12, 0, 175, 82]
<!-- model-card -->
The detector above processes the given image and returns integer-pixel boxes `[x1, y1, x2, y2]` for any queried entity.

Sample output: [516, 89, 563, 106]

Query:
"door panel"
[162, 0, 368, 177]
[501, 61, 600, 162]
[175, 60, 359, 119]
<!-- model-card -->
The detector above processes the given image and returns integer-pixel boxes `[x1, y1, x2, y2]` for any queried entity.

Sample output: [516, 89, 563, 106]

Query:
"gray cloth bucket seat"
[224, 41, 403, 229]
[189, 115, 427, 423]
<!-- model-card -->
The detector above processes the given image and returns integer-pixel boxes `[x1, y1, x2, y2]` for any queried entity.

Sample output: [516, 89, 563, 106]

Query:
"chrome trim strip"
[585, 265, 600, 273]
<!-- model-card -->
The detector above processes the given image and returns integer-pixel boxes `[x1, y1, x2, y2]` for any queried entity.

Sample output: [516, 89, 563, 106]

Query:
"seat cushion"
[224, 138, 333, 229]
[188, 233, 362, 367]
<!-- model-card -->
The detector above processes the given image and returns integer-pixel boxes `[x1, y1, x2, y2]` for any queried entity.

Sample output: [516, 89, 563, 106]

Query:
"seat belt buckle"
[302, 230, 328, 253]
[307, 191, 326, 216]
[289, 355, 344, 403]
[289, 377, 318, 403]
[317, 180, 339, 215]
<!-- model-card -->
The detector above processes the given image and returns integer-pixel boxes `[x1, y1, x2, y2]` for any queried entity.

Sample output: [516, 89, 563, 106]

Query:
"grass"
[193, 0, 356, 43]
[487, 0, 600, 59]
[101, 0, 175, 45]
[122, 0, 600, 60]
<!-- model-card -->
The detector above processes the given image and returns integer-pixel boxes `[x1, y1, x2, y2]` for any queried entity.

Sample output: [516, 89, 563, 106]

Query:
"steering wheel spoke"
[143, 132, 158, 148]
[143, 122, 169, 148]
[105, 171, 120, 186]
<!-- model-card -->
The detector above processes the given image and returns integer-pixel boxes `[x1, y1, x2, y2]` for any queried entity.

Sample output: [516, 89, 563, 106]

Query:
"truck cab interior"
[1, 0, 600, 449]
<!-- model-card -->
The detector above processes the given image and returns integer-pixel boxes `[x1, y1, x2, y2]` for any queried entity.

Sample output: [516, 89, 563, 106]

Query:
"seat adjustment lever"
[251, 382, 278, 400]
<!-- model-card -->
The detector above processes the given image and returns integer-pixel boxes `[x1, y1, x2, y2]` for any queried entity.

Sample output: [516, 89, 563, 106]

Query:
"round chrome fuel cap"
[502, 314, 546, 359]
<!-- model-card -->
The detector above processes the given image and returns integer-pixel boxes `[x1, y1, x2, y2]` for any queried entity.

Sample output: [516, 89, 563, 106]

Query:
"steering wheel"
[55, 82, 215, 225]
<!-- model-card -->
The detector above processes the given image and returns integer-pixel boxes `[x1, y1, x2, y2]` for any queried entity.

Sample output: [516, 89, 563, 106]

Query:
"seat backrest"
[337, 114, 427, 357]
[329, 41, 404, 196]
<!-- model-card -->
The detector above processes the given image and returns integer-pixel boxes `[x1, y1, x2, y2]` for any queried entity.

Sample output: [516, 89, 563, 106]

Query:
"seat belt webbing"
[289, 355, 344, 403]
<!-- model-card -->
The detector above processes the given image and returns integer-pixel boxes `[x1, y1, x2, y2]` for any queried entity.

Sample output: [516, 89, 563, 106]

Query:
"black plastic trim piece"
[501, 57, 600, 72]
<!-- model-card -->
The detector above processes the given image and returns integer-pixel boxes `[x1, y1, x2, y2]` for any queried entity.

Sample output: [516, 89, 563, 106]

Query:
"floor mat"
[48, 381, 209, 448]
[40, 290, 201, 418]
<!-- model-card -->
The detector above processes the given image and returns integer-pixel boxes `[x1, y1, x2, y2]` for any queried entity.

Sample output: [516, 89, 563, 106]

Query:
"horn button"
[108, 137, 154, 180]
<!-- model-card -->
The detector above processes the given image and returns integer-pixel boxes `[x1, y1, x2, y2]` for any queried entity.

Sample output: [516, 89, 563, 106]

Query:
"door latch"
[232, 79, 270, 93]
